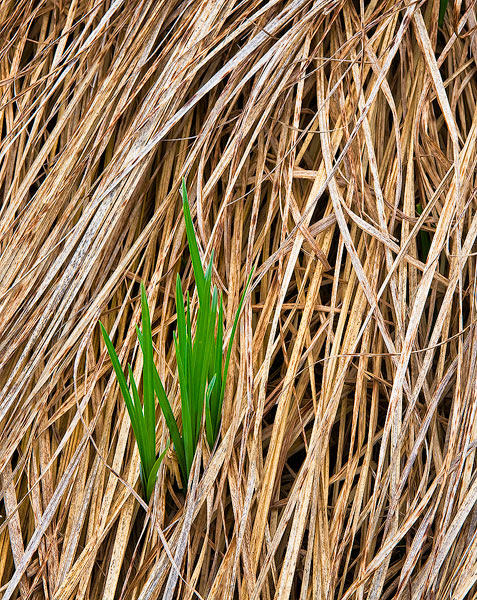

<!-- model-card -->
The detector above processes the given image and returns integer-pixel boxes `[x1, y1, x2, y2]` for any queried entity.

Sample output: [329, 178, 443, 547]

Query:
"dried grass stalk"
[1, 1, 477, 599]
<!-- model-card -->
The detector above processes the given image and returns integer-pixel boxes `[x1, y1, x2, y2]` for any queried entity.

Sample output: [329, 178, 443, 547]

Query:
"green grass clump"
[100, 179, 252, 497]
[176, 179, 253, 472]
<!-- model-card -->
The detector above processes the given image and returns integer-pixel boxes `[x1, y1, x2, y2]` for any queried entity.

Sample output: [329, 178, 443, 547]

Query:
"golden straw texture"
[1, 1, 477, 599]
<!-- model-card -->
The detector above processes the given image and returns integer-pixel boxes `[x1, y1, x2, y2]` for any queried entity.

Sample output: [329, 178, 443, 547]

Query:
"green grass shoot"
[439, 0, 449, 27]
[100, 179, 253, 493]
[100, 283, 169, 501]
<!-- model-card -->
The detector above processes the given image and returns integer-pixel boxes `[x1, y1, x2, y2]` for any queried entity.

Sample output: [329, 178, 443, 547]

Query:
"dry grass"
[1, 0, 477, 599]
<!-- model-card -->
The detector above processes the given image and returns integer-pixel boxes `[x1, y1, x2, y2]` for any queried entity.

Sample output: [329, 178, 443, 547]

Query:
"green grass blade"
[175, 274, 187, 363]
[176, 266, 197, 443]
[140, 283, 156, 460]
[146, 440, 170, 500]
[101, 322, 148, 460]
[151, 367, 186, 486]
[208, 289, 222, 435]
[189, 312, 205, 429]
[199, 286, 218, 441]
[174, 331, 194, 478]
[101, 321, 155, 496]
[128, 364, 152, 474]
[215, 294, 224, 379]
[204, 254, 214, 290]
[186, 291, 192, 337]
[181, 178, 206, 303]
[439, 0, 448, 26]
[127, 362, 143, 417]
[100, 322, 135, 415]
[185, 316, 193, 428]
[189, 284, 216, 443]
[136, 327, 186, 486]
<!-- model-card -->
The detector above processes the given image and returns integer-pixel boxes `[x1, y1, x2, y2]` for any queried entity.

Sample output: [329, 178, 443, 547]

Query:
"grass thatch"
[1, 1, 477, 599]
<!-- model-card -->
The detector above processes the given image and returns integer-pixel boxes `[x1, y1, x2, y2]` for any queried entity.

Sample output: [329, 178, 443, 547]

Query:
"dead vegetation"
[1, 0, 477, 598]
